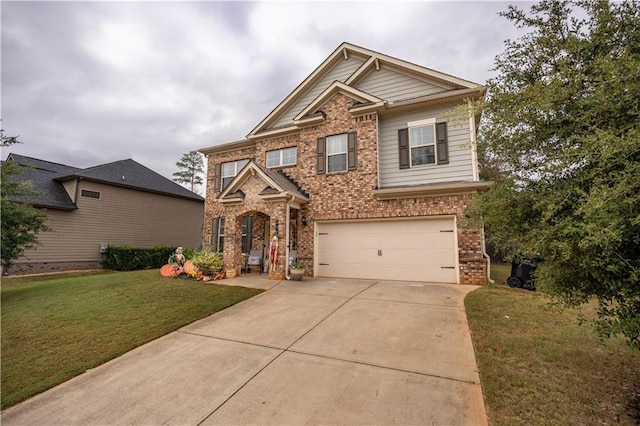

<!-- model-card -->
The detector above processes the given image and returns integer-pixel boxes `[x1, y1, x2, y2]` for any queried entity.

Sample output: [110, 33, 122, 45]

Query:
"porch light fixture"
[302, 216, 308, 226]
[275, 220, 280, 235]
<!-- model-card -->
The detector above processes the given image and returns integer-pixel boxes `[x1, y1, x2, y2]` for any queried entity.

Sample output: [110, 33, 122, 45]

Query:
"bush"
[103, 245, 176, 271]
[191, 249, 224, 276]
[182, 247, 198, 261]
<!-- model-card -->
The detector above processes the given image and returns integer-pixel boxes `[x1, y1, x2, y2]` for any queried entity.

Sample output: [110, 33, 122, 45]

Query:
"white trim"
[326, 134, 348, 173]
[468, 99, 480, 181]
[221, 159, 249, 190]
[373, 181, 494, 199]
[266, 147, 297, 168]
[248, 42, 484, 137]
[408, 122, 437, 167]
[407, 117, 436, 128]
[293, 81, 383, 123]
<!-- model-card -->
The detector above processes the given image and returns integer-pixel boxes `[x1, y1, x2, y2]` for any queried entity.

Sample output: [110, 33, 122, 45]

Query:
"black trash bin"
[507, 258, 537, 290]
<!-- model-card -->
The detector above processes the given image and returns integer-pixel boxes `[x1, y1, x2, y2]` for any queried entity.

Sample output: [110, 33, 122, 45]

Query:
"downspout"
[285, 196, 292, 280]
[481, 225, 494, 284]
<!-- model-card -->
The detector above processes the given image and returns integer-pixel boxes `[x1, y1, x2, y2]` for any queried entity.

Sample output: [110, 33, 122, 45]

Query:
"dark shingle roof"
[5, 154, 78, 209]
[253, 162, 309, 199]
[5, 154, 204, 208]
[57, 159, 204, 201]
[8, 154, 81, 174]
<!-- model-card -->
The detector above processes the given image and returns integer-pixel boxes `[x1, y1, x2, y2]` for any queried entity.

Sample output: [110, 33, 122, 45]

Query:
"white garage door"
[316, 217, 458, 283]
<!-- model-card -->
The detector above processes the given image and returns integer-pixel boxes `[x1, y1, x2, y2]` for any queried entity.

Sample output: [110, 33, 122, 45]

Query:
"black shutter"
[213, 163, 222, 191]
[347, 131, 357, 171]
[398, 128, 410, 169]
[317, 137, 326, 174]
[211, 217, 219, 251]
[436, 122, 449, 164]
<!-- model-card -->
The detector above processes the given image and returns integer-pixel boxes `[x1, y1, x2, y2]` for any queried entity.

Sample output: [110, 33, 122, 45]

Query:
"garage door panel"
[316, 219, 458, 283]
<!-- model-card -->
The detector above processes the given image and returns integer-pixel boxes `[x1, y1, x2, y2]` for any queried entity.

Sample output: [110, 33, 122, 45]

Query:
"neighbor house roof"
[5, 154, 204, 209]
[56, 159, 204, 202]
[5, 154, 80, 209]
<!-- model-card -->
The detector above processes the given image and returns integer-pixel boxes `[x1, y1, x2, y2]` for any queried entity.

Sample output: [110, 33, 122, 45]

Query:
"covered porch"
[212, 161, 309, 280]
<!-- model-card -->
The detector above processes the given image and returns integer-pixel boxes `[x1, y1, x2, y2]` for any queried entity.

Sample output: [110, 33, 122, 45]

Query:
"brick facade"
[203, 93, 488, 285]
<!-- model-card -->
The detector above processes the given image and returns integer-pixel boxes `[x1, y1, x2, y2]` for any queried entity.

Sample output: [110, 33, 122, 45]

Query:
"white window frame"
[408, 118, 436, 167]
[221, 159, 249, 189]
[326, 134, 348, 173]
[217, 218, 225, 253]
[266, 147, 297, 168]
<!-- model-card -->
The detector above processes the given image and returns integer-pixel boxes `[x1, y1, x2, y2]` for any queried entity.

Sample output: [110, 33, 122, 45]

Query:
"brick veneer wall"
[204, 93, 488, 284]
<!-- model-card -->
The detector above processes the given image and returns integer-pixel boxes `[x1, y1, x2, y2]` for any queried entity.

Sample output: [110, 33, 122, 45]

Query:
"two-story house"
[199, 42, 491, 284]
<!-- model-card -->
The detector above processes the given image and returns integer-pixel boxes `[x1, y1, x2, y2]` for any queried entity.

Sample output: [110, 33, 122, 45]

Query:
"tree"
[1, 130, 50, 272]
[470, 0, 640, 348]
[172, 150, 204, 193]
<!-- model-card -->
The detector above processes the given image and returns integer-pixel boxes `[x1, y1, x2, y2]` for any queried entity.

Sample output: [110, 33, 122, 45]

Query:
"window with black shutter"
[317, 132, 357, 174]
[211, 217, 225, 252]
[398, 120, 448, 168]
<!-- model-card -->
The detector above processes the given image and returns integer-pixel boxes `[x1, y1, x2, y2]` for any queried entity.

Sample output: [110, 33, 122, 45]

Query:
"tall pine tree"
[172, 150, 204, 194]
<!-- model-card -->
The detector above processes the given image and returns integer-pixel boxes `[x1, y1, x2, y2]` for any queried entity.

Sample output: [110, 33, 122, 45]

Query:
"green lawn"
[466, 264, 640, 425]
[1, 270, 263, 409]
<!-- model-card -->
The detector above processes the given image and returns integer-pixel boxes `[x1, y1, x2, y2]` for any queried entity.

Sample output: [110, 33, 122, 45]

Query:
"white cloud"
[1, 0, 524, 194]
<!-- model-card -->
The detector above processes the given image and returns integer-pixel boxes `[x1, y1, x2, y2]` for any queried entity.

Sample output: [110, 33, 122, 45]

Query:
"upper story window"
[316, 132, 357, 175]
[398, 119, 449, 169]
[410, 124, 436, 166]
[80, 189, 101, 199]
[266, 147, 297, 168]
[221, 159, 249, 189]
[327, 134, 348, 173]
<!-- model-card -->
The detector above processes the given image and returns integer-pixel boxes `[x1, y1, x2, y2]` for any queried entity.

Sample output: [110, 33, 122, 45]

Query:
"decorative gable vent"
[355, 114, 376, 123]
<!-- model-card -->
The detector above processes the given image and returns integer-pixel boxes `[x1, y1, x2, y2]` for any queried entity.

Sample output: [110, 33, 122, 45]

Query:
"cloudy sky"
[1, 1, 529, 194]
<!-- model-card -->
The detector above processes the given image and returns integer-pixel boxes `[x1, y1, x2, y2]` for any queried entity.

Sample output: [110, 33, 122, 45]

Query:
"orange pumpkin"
[183, 260, 198, 275]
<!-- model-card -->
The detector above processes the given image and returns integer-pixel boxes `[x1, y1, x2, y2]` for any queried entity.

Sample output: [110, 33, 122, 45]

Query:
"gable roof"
[5, 154, 79, 209]
[57, 159, 204, 201]
[5, 154, 204, 208]
[248, 42, 485, 138]
[293, 81, 384, 122]
[217, 160, 309, 205]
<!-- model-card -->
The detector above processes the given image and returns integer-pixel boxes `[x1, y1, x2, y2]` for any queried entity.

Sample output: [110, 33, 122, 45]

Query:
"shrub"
[182, 247, 198, 261]
[103, 245, 176, 271]
[192, 249, 224, 276]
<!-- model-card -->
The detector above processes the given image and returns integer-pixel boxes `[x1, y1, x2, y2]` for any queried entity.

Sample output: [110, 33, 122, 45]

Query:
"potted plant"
[290, 262, 305, 281]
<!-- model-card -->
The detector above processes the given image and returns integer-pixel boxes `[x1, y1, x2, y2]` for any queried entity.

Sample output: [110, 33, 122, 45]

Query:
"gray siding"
[15, 181, 204, 264]
[271, 56, 365, 129]
[378, 106, 474, 188]
[356, 66, 447, 102]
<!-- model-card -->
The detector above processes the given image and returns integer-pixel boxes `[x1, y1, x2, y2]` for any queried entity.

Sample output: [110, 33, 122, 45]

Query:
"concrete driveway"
[2, 277, 488, 425]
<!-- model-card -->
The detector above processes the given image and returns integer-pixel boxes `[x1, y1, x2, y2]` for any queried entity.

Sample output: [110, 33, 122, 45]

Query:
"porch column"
[223, 217, 241, 278]
[268, 208, 287, 281]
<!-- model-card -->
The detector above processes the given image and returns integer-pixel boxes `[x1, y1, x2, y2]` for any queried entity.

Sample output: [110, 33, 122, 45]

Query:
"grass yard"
[466, 263, 640, 425]
[1, 270, 263, 409]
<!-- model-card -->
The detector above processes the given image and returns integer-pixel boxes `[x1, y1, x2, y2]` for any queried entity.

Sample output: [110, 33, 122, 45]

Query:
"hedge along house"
[200, 42, 492, 284]
[4, 154, 204, 275]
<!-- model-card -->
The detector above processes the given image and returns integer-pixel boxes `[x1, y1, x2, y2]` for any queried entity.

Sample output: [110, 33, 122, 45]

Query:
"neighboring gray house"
[200, 42, 492, 284]
[5, 154, 204, 274]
